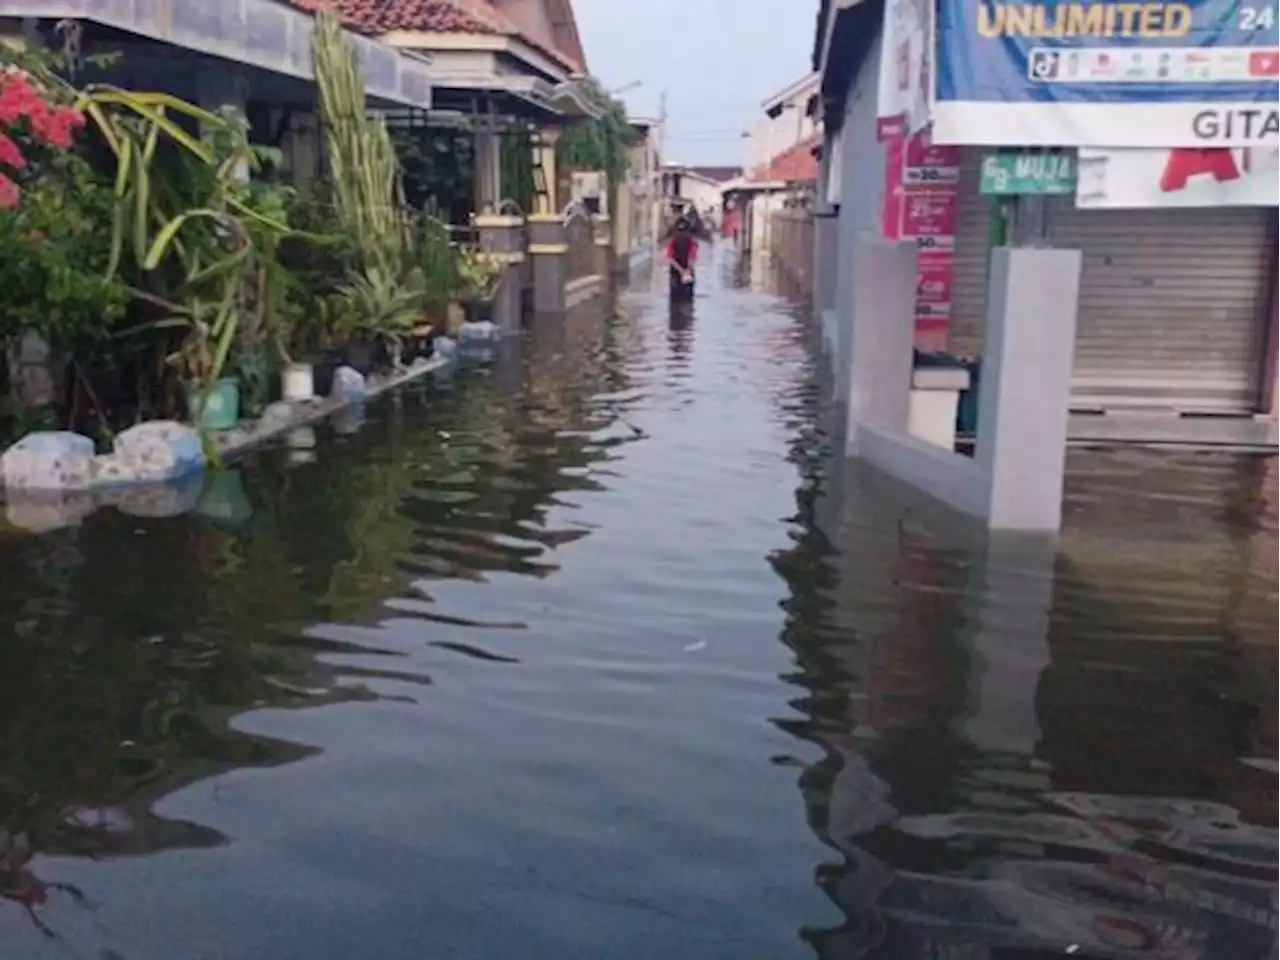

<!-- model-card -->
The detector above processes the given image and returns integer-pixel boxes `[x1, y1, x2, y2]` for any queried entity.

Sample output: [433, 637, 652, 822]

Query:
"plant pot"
[281, 362, 316, 402]
[185, 378, 240, 431]
[462, 299, 495, 325]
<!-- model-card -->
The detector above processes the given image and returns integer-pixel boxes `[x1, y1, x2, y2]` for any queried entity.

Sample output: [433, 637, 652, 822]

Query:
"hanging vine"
[499, 126, 534, 213]
[554, 79, 634, 191]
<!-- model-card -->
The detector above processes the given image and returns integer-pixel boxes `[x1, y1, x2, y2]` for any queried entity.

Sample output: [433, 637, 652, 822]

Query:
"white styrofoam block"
[112, 420, 205, 483]
[333, 366, 367, 400]
[0, 431, 96, 491]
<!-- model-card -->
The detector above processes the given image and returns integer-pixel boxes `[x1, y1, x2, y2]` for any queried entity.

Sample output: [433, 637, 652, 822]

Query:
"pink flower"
[0, 130, 25, 170]
[30, 105, 83, 149]
[0, 73, 41, 126]
[0, 73, 83, 152]
[0, 172, 19, 209]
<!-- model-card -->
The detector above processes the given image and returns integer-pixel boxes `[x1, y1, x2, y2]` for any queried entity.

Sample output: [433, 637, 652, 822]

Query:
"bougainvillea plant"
[0, 68, 84, 208]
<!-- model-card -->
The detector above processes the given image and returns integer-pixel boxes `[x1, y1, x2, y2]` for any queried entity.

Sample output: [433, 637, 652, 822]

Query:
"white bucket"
[282, 363, 315, 402]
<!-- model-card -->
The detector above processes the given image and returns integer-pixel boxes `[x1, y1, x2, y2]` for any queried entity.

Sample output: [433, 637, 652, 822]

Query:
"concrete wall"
[813, 128, 840, 324]
[831, 28, 885, 382]
[746, 73, 821, 171]
[676, 176, 723, 217]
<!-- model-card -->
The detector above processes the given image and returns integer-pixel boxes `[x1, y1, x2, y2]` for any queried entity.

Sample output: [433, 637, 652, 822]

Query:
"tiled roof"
[686, 165, 742, 183]
[288, 0, 511, 34]
[288, 0, 581, 72]
[750, 135, 821, 183]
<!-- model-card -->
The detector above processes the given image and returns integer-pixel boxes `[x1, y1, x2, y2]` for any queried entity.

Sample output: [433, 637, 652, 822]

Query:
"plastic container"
[186, 378, 240, 431]
[281, 363, 316, 402]
[956, 360, 982, 438]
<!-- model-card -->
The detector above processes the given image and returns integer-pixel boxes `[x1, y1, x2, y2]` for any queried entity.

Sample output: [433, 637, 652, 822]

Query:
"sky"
[571, 0, 817, 168]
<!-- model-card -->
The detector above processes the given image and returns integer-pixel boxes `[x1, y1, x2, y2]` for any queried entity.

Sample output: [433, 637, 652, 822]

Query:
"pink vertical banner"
[881, 122, 962, 351]
[900, 136, 960, 351]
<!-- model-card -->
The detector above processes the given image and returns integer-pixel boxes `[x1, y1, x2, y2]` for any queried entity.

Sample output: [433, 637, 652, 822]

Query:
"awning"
[547, 78, 602, 120]
[426, 72, 601, 122]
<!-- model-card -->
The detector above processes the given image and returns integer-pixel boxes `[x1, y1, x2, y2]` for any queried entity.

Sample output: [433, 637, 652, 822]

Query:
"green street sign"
[979, 152, 1077, 196]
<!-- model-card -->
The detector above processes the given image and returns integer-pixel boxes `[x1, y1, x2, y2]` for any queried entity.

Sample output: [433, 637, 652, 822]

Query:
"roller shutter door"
[1049, 204, 1273, 414]
[948, 148, 994, 359]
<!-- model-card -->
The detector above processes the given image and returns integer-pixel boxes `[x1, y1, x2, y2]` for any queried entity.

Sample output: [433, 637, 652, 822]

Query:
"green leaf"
[142, 209, 221, 270]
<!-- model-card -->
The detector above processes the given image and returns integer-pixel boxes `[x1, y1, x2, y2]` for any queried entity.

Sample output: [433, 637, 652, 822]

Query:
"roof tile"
[287, 0, 580, 71]
[750, 135, 820, 183]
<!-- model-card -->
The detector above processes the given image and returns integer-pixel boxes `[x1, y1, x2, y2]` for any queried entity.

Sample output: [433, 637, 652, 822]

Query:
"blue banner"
[932, 0, 1280, 147]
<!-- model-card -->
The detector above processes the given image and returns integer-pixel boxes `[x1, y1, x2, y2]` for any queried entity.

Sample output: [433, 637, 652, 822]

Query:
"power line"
[662, 97, 771, 123]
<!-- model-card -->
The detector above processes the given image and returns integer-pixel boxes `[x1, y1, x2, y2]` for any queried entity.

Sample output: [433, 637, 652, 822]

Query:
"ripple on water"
[0, 252, 1274, 958]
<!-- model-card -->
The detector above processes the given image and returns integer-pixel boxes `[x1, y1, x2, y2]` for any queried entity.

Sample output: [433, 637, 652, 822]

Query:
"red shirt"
[666, 235, 698, 268]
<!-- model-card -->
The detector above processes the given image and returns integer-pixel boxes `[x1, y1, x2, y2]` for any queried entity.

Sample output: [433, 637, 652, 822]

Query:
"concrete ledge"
[472, 214, 525, 228]
[855, 424, 989, 520]
[565, 274, 605, 308]
[212, 353, 453, 463]
[2, 352, 457, 532]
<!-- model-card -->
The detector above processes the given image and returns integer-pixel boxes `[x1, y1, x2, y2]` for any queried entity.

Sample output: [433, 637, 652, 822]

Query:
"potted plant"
[455, 247, 504, 325]
[168, 303, 242, 432]
[336, 265, 426, 374]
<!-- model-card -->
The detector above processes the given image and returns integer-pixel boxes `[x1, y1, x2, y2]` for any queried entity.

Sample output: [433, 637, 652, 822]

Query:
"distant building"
[725, 73, 823, 262]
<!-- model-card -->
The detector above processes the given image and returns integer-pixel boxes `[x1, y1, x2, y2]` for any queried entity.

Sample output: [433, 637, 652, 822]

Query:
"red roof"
[289, 0, 582, 72]
[750, 135, 821, 183]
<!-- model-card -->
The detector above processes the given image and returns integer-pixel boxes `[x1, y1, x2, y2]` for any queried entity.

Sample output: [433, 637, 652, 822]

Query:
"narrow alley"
[0, 247, 1275, 959]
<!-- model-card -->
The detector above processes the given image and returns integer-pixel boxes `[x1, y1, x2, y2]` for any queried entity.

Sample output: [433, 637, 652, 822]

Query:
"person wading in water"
[666, 217, 699, 302]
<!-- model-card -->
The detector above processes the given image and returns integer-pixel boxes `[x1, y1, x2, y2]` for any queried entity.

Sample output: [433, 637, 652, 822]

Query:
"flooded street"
[1, 247, 1276, 959]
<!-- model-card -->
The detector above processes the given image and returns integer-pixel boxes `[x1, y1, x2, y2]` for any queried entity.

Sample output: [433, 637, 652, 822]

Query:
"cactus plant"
[312, 9, 406, 276]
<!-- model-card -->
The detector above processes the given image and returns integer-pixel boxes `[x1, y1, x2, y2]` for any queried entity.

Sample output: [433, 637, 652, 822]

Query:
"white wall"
[745, 74, 821, 173]
[677, 177, 721, 214]
[833, 29, 886, 343]
[837, 36, 885, 237]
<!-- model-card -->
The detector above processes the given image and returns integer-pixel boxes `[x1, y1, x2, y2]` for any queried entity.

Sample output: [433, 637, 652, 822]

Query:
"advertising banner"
[1076, 145, 1280, 207]
[876, 0, 935, 134]
[933, 0, 1280, 148]
[882, 130, 961, 349]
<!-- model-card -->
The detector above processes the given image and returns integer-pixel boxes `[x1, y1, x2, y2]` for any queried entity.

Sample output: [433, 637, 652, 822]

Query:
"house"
[813, 0, 1278, 421]
[659, 163, 739, 228]
[725, 73, 822, 265]
[624, 116, 663, 266]
[291, 0, 602, 216]
[0, 0, 436, 182]
[811, 0, 1278, 534]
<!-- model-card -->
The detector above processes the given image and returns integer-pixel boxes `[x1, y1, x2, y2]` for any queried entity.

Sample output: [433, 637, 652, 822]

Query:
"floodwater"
[1, 248, 1276, 959]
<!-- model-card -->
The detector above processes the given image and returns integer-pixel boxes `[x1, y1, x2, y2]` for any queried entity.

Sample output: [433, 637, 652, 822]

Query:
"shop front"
[945, 148, 1279, 416]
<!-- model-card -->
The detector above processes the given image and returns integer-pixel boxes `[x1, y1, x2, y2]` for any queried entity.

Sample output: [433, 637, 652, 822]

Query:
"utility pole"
[655, 90, 667, 243]
[657, 90, 667, 193]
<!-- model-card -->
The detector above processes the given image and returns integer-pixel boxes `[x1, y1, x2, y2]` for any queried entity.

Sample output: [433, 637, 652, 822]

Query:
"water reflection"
[668, 299, 695, 366]
[0, 313, 646, 948]
[0, 250, 1274, 957]
[775, 422, 1277, 956]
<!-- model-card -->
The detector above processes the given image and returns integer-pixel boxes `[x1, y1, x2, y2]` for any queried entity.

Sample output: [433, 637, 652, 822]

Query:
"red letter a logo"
[1159, 149, 1241, 193]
